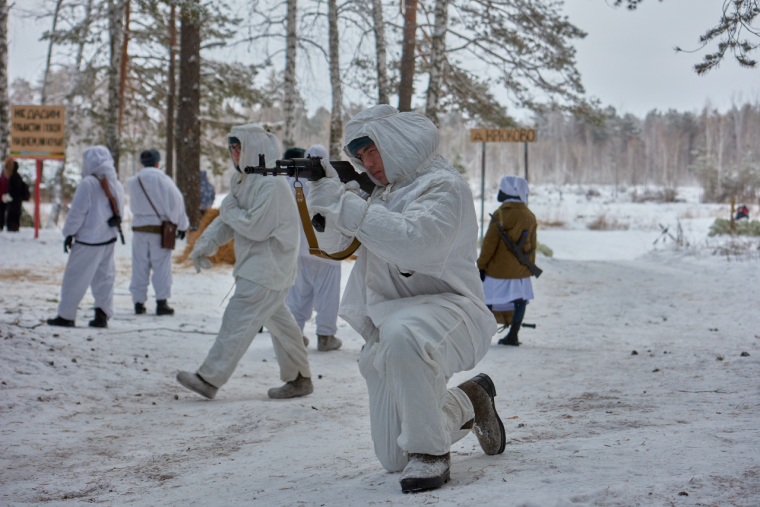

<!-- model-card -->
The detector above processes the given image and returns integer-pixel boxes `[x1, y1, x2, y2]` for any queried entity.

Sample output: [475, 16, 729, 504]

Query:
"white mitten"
[189, 237, 217, 273]
[1, 193, 11, 204]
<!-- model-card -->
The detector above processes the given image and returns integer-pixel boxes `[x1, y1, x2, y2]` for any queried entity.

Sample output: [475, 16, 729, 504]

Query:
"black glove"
[64, 236, 74, 254]
[479, 269, 486, 282]
[177, 230, 186, 240]
[107, 215, 122, 227]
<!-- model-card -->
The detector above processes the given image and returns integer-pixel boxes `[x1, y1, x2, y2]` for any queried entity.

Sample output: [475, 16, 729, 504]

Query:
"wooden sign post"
[10, 105, 66, 238]
[470, 128, 536, 243]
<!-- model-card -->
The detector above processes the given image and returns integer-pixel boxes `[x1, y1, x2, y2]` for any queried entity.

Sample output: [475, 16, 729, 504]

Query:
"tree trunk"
[46, 0, 93, 228]
[282, 0, 297, 150]
[41, 0, 64, 105]
[328, 0, 342, 158]
[370, 0, 389, 105]
[397, 0, 417, 112]
[106, 0, 125, 172]
[424, 0, 447, 126]
[118, 0, 130, 133]
[176, 0, 201, 229]
[165, 2, 176, 179]
[0, 0, 8, 160]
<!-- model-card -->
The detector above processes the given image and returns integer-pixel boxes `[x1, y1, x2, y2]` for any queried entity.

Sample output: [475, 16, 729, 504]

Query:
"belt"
[132, 225, 162, 234]
[76, 237, 117, 246]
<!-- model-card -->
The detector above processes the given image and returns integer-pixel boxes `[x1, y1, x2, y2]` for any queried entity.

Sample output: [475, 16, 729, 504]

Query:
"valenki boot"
[317, 334, 342, 351]
[399, 453, 451, 493]
[176, 371, 218, 399]
[457, 373, 506, 455]
[267, 373, 313, 399]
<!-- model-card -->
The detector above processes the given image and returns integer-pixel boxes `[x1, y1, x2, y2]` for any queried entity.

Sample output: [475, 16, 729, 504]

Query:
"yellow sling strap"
[294, 182, 362, 261]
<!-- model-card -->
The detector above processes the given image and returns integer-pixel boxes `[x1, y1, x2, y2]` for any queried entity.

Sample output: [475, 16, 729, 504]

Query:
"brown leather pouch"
[161, 221, 177, 249]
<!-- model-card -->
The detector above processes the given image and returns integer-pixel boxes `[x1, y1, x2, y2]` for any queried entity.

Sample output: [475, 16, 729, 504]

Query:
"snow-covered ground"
[2, 185, 759, 506]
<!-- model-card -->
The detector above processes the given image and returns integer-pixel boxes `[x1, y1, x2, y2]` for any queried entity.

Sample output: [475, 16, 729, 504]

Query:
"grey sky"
[7, 0, 758, 117]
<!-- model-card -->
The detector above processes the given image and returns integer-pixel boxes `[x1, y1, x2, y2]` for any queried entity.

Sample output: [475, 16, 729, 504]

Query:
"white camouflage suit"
[58, 146, 125, 321]
[126, 167, 189, 304]
[189, 124, 311, 388]
[307, 105, 497, 471]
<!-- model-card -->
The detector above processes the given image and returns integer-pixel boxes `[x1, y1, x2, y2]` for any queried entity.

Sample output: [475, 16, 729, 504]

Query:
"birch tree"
[424, 0, 447, 125]
[370, 0, 389, 104]
[282, 0, 297, 150]
[106, 0, 125, 171]
[47, 0, 94, 228]
[328, 0, 342, 157]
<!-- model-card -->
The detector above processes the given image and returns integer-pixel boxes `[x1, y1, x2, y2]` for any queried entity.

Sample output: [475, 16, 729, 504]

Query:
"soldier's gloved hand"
[177, 230, 186, 240]
[479, 269, 486, 282]
[308, 159, 369, 236]
[189, 238, 217, 274]
[64, 236, 74, 254]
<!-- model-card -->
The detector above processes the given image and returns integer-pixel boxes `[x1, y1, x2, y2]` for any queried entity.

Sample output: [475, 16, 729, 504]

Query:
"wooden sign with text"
[10, 105, 66, 159]
[470, 128, 536, 143]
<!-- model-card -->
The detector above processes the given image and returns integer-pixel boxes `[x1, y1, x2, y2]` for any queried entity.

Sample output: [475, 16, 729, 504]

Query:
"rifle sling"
[294, 184, 361, 261]
[95, 175, 120, 220]
[495, 208, 542, 277]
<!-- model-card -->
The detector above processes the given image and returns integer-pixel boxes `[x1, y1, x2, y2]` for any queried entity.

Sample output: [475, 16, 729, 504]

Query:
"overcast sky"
[7, 0, 758, 118]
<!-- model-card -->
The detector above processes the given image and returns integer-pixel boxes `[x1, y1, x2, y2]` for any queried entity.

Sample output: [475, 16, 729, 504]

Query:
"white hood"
[343, 105, 440, 186]
[229, 124, 281, 170]
[499, 175, 529, 203]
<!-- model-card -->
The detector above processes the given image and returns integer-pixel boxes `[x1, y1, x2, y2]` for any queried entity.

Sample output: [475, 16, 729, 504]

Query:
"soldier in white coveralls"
[126, 149, 189, 316]
[176, 124, 313, 400]
[47, 146, 125, 329]
[306, 105, 505, 493]
[285, 144, 343, 352]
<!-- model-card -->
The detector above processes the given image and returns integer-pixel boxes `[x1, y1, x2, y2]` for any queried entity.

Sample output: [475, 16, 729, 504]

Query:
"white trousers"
[57, 242, 116, 321]
[129, 232, 172, 303]
[286, 257, 341, 336]
[198, 277, 312, 388]
[358, 304, 476, 472]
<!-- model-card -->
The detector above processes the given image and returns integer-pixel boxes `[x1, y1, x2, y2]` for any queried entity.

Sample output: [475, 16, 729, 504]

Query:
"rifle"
[494, 221, 542, 278]
[244, 155, 376, 194]
[94, 175, 125, 245]
[243, 154, 373, 261]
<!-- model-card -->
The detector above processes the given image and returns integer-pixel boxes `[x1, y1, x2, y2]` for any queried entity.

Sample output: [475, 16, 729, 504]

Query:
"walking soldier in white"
[284, 144, 342, 352]
[306, 105, 504, 493]
[47, 146, 125, 329]
[126, 149, 189, 316]
[176, 124, 313, 400]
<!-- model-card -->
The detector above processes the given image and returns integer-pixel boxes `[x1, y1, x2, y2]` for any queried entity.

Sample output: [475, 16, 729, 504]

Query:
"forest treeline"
[4, 0, 759, 226]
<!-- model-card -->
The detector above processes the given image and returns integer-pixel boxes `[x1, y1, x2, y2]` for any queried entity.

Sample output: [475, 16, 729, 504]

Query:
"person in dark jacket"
[199, 170, 215, 217]
[0, 159, 31, 232]
[477, 176, 537, 346]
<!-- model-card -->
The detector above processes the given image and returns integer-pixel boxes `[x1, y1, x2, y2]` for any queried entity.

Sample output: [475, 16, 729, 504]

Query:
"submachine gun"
[244, 155, 375, 260]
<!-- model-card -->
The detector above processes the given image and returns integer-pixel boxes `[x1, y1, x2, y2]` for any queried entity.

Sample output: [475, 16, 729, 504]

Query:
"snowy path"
[1, 230, 759, 506]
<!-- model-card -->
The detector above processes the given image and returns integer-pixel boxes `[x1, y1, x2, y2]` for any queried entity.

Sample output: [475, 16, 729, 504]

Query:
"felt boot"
[156, 300, 174, 316]
[47, 315, 75, 327]
[317, 334, 342, 351]
[135, 302, 146, 315]
[176, 371, 218, 400]
[88, 308, 108, 328]
[457, 373, 506, 455]
[399, 453, 451, 493]
[267, 373, 313, 399]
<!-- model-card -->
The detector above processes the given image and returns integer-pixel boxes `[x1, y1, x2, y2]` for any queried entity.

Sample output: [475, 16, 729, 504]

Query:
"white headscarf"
[499, 175, 529, 203]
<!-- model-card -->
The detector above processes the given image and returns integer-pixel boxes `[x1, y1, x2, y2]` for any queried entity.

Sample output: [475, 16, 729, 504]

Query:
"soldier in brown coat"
[477, 176, 537, 346]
